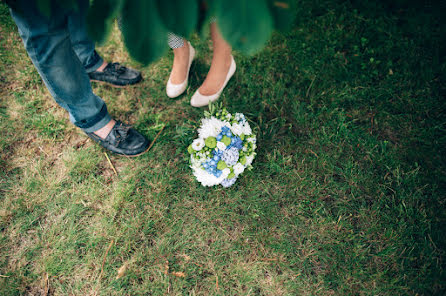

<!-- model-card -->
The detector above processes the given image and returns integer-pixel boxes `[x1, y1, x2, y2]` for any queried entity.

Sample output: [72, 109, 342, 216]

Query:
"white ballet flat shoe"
[190, 55, 236, 107]
[166, 42, 195, 98]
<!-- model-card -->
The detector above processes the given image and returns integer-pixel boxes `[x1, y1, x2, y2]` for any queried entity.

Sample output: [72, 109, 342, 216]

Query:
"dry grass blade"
[146, 125, 165, 153]
[215, 274, 219, 291]
[116, 263, 128, 279]
[92, 239, 114, 296]
[170, 271, 185, 278]
[104, 152, 118, 176]
[163, 259, 169, 275]
[98, 240, 114, 282]
[43, 273, 49, 296]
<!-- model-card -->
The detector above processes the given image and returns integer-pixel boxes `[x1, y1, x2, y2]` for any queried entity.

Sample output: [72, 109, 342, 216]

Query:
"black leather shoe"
[88, 63, 142, 87]
[86, 121, 150, 156]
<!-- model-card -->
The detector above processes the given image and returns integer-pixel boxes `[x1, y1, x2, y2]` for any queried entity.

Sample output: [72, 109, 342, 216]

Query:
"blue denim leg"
[67, 0, 104, 73]
[9, 0, 111, 133]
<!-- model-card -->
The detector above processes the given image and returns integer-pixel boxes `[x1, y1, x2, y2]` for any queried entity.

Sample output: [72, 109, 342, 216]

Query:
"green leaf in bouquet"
[86, 0, 122, 44]
[207, 101, 223, 117]
[187, 145, 194, 154]
[155, 0, 198, 39]
[217, 161, 227, 170]
[214, 0, 273, 55]
[267, 0, 296, 32]
[121, 0, 169, 65]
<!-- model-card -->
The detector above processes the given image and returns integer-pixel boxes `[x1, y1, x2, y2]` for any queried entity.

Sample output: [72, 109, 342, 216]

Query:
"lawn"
[0, 0, 445, 295]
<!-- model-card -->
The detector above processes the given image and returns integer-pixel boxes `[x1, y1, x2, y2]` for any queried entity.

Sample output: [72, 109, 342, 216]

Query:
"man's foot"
[89, 62, 142, 87]
[93, 118, 116, 139]
[86, 120, 150, 156]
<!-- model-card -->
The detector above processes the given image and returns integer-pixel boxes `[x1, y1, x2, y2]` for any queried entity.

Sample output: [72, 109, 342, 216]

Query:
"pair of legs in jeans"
[9, 0, 149, 155]
[10, 0, 235, 154]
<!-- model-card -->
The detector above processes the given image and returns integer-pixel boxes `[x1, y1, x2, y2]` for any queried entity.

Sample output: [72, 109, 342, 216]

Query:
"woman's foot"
[171, 42, 190, 84]
[190, 55, 236, 107]
[191, 23, 235, 107]
[166, 41, 195, 98]
[198, 52, 233, 96]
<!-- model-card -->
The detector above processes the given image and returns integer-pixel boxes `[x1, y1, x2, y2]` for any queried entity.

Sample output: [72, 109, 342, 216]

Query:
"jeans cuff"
[75, 104, 112, 132]
[81, 112, 112, 133]
[84, 50, 104, 73]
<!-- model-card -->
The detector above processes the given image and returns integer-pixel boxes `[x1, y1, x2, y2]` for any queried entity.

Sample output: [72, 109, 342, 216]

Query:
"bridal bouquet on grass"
[188, 107, 256, 187]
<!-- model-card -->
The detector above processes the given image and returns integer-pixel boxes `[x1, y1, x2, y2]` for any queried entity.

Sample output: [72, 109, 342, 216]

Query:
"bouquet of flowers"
[188, 107, 256, 187]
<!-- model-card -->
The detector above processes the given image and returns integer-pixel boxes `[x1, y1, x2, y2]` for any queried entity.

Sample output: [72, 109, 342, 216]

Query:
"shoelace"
[106, 62, 126, 75]
[112, 122, 131, 144]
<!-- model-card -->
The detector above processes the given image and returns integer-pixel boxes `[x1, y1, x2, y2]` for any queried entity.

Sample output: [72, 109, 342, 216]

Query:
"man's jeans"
[10, 0, 111, 132]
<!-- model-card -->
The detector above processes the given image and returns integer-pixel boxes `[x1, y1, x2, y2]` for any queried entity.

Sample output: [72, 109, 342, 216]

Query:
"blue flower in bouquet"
[221, 126, 232, 138]
[231, 136, 243, 149]
[214, 170, 222, 178]
[221, 147, 239, 166]
[221, 177, 237, 188]
[213, 149, 224, 157]
[221, 126, 230, 134]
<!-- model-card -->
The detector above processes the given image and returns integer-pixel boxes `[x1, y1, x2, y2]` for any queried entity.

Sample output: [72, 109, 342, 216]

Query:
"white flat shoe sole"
[166, 42, 195, 98]
[190, 55, 236, 108]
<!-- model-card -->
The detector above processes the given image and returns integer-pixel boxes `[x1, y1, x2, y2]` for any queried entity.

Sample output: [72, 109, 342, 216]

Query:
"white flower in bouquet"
[245, 155, 255, 167]
[235, 113, 246, 123]
[242, 123, 252, 135]
[192, 166, 224, 187]
[217, 141, 227, 151]
[221, 168, 231, 179]
[192, 138, 205, 151]
[247, 137, 256, 144]
[198, 117, 229, 139]
[230, 123, 244, 136]
[233, 163, 245, 175]
[190, 155, 202, 170]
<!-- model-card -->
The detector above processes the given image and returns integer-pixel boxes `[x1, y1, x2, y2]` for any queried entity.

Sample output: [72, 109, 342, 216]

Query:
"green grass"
[1, 0, 445, 295]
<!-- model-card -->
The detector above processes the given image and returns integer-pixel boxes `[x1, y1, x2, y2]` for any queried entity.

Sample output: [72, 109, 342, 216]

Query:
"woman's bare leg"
[170, 39, 190, 84]
[199, 23, 232, 95]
